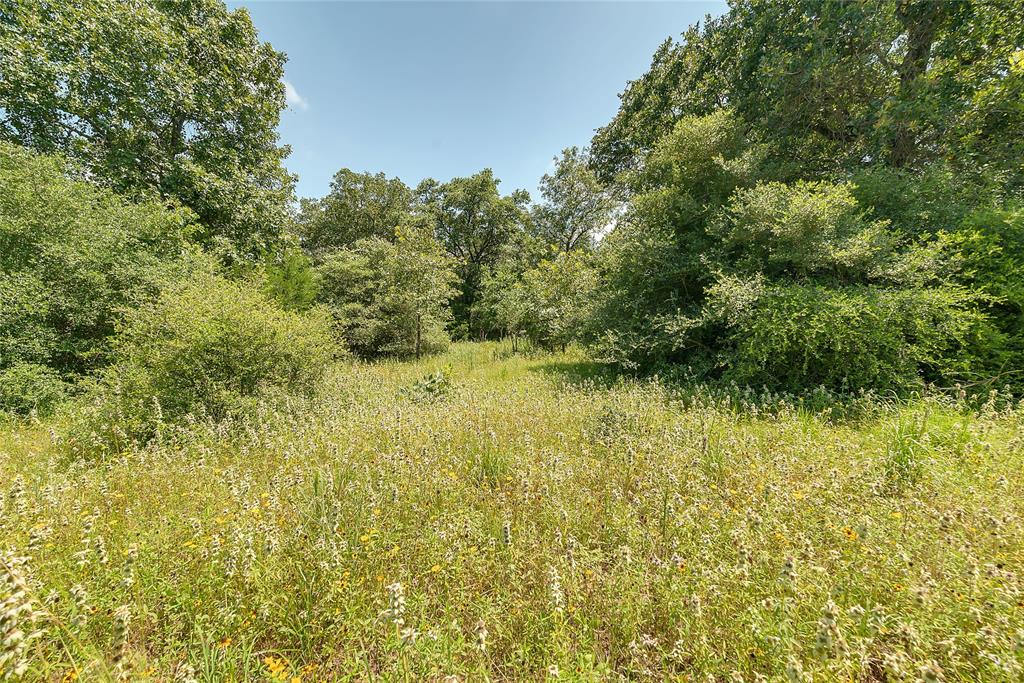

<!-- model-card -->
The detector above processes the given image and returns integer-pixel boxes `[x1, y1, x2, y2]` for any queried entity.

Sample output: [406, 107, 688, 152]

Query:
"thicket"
[0, 142, 198, 381]
[65, 273, 336, 455]
[577, 0, 1024, 392]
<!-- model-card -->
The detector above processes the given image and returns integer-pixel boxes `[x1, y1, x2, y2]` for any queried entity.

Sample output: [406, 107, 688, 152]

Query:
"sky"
[231, 1, 727, 200]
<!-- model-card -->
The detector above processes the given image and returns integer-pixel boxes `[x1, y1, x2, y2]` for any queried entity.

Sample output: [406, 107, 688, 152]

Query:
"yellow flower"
[430, 564, 442, 573]
[218, 636, 232, 648]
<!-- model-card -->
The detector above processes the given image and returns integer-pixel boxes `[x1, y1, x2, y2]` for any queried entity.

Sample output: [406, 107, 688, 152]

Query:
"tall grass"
[1, 342, 1022, 680]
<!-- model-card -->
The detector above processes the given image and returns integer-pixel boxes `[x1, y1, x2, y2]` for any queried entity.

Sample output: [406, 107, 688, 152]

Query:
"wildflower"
[112, 605, 131, 679]
[1, 552, 43, 679]
[784, 656, 808, 683]
[381, 582, 406, 627]
[547, 565, 565, 613]
[399, 626, 419, 646]
[814, 600, 839, 658]
[780, 556, 797, 585]
[474, 619, 488, 651]
[502, 520, 512, 546]
[70, 584, 90, 630]
[121, 544, 138, 589]
[920, 660, 944, 683]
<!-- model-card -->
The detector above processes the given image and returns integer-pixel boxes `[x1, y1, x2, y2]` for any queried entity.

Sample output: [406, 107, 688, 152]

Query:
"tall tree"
[417, 170, 530, 336]
[0, 0, 294, 258]
[298, 169, 414, 253]
[533, 147, 616, 252]
[591, 0, 1024, 187]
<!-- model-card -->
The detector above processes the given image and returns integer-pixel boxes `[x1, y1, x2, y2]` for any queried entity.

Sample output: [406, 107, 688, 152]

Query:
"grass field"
[2, 343, 1023, 681]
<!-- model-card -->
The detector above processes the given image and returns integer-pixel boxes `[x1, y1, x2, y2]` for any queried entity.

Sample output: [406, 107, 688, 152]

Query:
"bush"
[0, 142, 199, 376]
[952, 205, 1024, 389]
[316, 229, 457, 358]
[0, 362, 68, 417]
[66, 273, 338, 455]
[710, 282, 984, 393]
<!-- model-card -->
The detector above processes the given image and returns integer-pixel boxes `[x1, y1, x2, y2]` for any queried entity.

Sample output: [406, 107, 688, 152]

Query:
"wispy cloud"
[283, 79, 308, 110]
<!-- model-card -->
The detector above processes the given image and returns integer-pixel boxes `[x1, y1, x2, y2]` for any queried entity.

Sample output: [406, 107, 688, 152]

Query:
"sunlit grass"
[2, 342, 1022, 681]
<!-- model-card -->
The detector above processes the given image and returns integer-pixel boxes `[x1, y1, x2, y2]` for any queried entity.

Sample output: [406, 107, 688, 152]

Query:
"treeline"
[1, 0, 1022, 431]
[291, 0, 1024, 394]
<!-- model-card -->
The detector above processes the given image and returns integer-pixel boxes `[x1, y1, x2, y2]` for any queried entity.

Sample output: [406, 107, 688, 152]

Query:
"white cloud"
[283, 79, 308, 110]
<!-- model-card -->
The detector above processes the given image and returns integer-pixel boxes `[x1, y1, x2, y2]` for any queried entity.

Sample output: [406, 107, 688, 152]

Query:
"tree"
[0, 141, 199, 378]
[532, 147, 616, 252]
[590, 0, 1024, 188]
[0, 0, 295, 258]
[298, 169, 415, 253]
[316, 228, 458, 358]
[587, 111, 984, 391]
[417, 170, 530, 336]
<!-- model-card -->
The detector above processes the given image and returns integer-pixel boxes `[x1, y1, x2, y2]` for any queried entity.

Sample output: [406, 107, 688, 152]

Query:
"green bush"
[66, 273, 338, 455]
[952, 205, 1024, 389]
[316, 229, 457, 358]
[710, 282, 984, 393]
[0, 362, 68, 417]
[0, 141, 198, 376]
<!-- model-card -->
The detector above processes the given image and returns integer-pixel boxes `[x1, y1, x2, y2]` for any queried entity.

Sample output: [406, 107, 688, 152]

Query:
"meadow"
[2, 342, 1023, 681]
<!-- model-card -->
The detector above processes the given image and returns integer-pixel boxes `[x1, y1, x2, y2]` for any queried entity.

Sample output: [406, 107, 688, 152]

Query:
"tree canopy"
[0, 0, 294, 258]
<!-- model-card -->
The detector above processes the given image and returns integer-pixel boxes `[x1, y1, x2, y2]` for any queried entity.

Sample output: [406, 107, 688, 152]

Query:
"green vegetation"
[3, 345, 1023, 680]
[2, 0, 1024, 679]
[64, 273, 337, 458]
[0, 142, 199, 378]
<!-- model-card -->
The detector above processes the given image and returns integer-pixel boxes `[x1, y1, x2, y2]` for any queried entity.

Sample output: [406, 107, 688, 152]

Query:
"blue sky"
[231, 1, 727, 200]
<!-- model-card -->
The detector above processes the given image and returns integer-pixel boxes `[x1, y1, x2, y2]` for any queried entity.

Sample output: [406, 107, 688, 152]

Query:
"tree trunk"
[889, 0, 946, 167]
[415, 313, 422, 359]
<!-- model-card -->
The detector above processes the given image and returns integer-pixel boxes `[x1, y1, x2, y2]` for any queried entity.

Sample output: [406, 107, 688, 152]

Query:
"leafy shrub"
[479, 251, 598, 351]
[316, 229, 457, 358]
[66, 273, 338, 455]
[0, 362, 67, 417]
[709, 282, 983, 393]
[401, 368, 455, 403]
[952, 205, 1024, 389]
[0, 142, 198, 376]
[263, 240, 321, 312]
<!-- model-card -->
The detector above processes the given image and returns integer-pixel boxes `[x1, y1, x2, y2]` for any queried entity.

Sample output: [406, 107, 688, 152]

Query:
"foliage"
[400, 367, 455, 403]
[953, 205, 1024, 387]
[480, 251, 598, 351]
[706, 280, 984, 392]
[66, 273, 337, 455]
[263, 241, 320, 312]
[298, 169, 414, 253]
[316, 229, 458, 358]
[417, 170, 530, 335]
[0, 0, 294, 258]
[4, 343, 1024, 679]
[587, 113, 987, 391]
[591, 0, 1024, 188]
[0, 362, 67, 417]
[0, 141, 198, 377]
[532, 147, 616, 252]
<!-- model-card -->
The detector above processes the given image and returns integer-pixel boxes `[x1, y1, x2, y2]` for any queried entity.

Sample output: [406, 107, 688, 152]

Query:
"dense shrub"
[707, 281, 984, 392]
[953, 205, 1024, 388]
[66, 274, 337, 455]
[316, 229, 457, 358]
[0, 362, 67, 417]
[479, 251, 598, 351]
[0, 142, 198, 376]
[586, 115, 993, 392]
